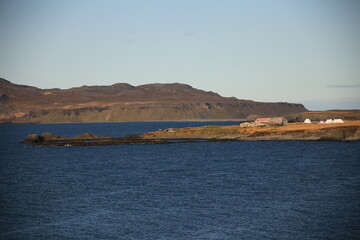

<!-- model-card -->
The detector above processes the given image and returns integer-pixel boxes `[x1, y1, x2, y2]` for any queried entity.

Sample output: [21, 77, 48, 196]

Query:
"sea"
[0, 121, 359, 240]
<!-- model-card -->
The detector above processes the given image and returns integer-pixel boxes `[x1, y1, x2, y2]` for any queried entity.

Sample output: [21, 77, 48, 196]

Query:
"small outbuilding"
[240, 122, 266, 128]
[333, 119, 344, 123]
[304, 118, 312, 124]
[255, 117, 288, 126]
[325, 119, 344, 124]
[325, 119, 333, 124]
[163, 128, 176, 132]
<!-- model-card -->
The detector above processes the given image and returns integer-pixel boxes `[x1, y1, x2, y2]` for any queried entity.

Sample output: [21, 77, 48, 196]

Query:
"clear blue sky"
[1, 0, 359, 110]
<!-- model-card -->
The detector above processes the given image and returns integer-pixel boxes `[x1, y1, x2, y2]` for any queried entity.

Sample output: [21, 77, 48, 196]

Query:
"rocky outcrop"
[21, 133, 170, 146]
[21, 132, 104, 144]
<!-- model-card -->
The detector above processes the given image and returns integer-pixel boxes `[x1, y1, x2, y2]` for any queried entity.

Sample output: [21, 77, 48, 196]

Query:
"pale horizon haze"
[1, 0, 359, 110]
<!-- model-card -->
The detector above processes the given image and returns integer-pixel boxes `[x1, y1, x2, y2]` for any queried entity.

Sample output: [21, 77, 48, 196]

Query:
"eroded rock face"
[317, 126, 360, 141]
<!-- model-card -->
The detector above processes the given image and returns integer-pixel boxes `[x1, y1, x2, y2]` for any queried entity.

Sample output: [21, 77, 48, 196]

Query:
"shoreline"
[3, 119, 246, 125]
[20, 121, 360, 146]
[142, 121, 360, 142]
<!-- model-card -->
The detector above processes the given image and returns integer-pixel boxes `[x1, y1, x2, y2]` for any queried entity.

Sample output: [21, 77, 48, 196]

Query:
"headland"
[21, 120, 360, 146]
[141, 121, 360, 141]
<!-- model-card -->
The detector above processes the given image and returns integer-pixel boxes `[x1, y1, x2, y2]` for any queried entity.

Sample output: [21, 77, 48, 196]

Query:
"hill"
[0, 78, 307, 123]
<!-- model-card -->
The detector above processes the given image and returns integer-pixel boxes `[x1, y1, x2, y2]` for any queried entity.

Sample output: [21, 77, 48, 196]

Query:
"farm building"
[255, 117, 288, 126]
[333, 119, 344, 123]
[325, 119, 344, 124]
[240, 122, 266, 128]
[163, 128, 176, 132]
[304, 118, 312, 124]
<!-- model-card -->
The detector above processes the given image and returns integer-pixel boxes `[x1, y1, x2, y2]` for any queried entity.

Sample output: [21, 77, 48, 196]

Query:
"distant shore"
[4, 119, 246, 125]
[142, 121, 360, 141]
[21, 121, 360, 146]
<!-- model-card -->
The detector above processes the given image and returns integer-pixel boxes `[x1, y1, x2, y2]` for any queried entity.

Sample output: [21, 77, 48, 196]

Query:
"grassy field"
[143, 121, 360, 138]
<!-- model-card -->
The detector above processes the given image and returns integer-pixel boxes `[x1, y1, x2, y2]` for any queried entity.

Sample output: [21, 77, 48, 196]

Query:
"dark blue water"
[1, 122, 359, 239]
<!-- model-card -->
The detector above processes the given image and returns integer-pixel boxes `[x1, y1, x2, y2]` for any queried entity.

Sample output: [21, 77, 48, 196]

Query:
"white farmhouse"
[304, 118, 311, 124]
[333, 119, 344, 123]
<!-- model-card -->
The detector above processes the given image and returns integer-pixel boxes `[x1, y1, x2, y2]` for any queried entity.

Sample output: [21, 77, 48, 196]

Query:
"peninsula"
[21, 120, 360, 146]
[142, 120, 360, 141]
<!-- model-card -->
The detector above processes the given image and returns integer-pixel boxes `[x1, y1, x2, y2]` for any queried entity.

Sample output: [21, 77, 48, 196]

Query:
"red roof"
[255, 117, 285, 124]
[255, 118, 272, 122]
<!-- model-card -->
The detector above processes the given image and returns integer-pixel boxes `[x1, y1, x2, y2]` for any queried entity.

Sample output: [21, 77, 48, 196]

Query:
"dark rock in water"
[41, 132, 63, 141]
[21, 134, 45, 143]
[73, 133, 102, 140]
[21, 133, 63, 143]
[20, 132, 173, 146]
[20, 132, 225, 146]
[21, 132, 105, 144]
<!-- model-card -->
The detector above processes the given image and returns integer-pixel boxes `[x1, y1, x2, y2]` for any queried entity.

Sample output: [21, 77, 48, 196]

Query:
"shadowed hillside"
[0, 78, 307, 123]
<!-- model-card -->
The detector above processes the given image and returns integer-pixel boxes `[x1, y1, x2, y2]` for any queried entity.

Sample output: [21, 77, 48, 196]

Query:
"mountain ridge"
[0, 78, 307, 123]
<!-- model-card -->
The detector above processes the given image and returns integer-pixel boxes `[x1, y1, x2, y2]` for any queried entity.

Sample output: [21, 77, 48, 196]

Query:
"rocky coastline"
[142, 121, 360, 141]
[20, 132, 172, 146]
[21, 121, 360, 146]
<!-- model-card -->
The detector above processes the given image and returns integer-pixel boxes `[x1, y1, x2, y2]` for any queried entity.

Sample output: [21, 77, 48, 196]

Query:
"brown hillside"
[0, 78, 307, 123]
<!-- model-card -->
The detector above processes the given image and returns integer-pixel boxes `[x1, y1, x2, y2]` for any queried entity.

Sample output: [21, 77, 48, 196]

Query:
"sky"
[0, 0, 359, 110]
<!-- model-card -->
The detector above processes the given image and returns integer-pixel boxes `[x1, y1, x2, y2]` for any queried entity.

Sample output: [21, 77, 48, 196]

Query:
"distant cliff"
[0, 78, 307, 123]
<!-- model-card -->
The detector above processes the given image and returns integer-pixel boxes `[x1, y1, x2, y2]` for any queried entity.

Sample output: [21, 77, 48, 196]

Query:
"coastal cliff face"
[0, 78, 307, 123]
